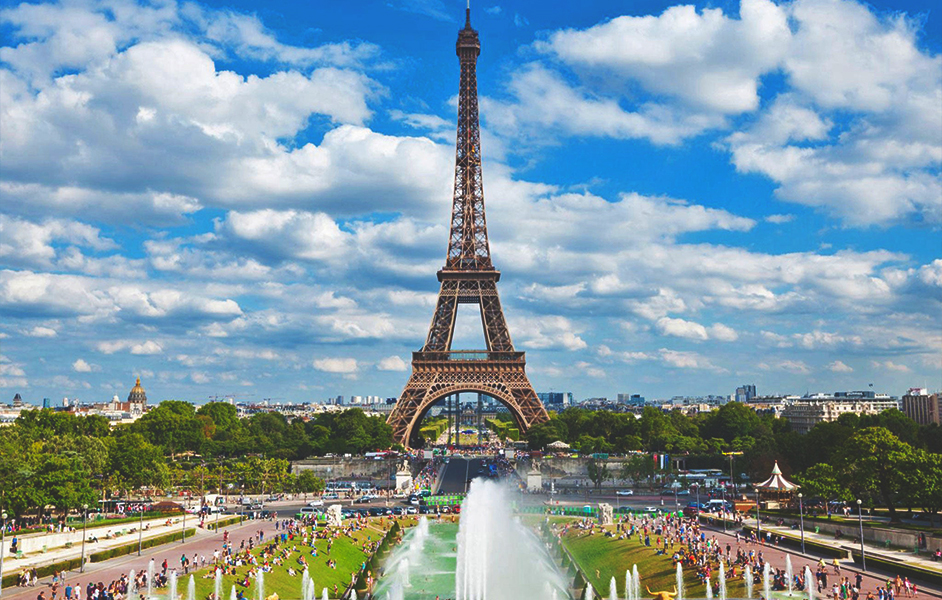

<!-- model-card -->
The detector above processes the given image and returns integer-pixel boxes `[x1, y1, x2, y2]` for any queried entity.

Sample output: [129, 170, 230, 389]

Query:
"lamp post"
[181, 502, 186, 544]
[1, 510, 8, 600]
[857, 499, 866, 571]
[80, 504, 89, 573]
[798, 493, 806, 555]
[138, 504, 144, 556]
[755, 487, 762, 544]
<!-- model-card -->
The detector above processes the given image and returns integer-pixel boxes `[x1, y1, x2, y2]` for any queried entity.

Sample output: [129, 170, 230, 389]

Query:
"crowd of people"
[12, 511, 414, 600]
[555, 510, 926, 600]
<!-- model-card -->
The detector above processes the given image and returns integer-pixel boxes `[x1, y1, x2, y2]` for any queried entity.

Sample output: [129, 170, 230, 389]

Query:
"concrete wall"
[291, 457, 397, 482]
[778, 517, 941, 551]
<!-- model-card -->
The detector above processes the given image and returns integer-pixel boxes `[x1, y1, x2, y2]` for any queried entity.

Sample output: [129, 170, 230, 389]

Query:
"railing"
[413, 350, 526, 362]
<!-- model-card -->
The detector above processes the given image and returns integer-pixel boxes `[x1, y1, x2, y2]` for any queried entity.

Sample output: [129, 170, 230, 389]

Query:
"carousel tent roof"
[547, 440, 571, 449]
[755, 461, 799, 490]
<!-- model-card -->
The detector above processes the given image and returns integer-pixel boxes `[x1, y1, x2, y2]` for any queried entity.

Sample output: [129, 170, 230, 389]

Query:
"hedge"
[89, 528, 196, 562]
[849, 550, 942, 586]
[206, 515, 243, 531]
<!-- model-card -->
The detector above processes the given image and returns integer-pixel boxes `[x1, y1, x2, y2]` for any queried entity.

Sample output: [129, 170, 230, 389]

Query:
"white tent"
[755, 461, 799, 491]
[546, 440, 571, 450]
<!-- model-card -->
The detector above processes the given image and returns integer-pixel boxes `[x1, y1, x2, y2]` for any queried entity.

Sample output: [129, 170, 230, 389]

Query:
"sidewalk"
[3, 516, 212, 575]
[746, 515, 942, 575]
[1, 518, 269, 600]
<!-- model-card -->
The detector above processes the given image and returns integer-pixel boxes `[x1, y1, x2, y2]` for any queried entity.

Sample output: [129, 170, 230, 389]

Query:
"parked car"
[615, 490, 634, 496]
[307, 499, 324, 507]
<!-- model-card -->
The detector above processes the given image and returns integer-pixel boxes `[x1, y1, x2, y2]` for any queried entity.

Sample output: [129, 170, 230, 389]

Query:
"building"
[735, 384, 757, 403]
[104, 377, 149, 415]
[782, 395, 900, 433]
[538, 392, 572, 408]
[901, 388, 940, 425]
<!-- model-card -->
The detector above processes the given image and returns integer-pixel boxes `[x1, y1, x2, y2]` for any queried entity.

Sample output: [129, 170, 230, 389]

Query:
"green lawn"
[167, 517, 417, 600]
[563, 529, 747, 598]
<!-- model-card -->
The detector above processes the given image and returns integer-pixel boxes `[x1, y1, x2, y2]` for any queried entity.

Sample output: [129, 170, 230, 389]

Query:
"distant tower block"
[386, 9, 549, 448]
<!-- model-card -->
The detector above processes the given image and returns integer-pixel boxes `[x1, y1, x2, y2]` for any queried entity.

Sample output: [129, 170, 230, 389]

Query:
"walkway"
[1, 518, 276, 600]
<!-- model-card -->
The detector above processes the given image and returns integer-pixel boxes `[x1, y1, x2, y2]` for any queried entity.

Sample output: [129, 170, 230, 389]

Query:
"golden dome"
[128, 377, 147, 404]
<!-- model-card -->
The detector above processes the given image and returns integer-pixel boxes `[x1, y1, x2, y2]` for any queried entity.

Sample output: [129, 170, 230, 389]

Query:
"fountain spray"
[676, 563, 685, 600]
[745, 565, 754, 599]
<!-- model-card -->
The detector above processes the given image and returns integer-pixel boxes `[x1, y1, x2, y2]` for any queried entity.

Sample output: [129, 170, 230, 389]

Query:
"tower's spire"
[447, 2, 489, 272]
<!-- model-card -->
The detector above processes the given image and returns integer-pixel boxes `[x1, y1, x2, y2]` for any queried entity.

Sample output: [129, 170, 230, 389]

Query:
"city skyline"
[1, 0, 940, 403]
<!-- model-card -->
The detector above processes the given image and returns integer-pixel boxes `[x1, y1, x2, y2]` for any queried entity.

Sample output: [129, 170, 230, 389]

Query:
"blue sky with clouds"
[1, 0, 939, 405]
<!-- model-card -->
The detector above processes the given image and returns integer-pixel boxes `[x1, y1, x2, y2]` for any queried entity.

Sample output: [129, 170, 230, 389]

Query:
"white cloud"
[0, 355, 28, 388]
[658, 348, 722, 371]
[656, 317, 708, 341]
[708, 323, 739, 342]
[97, 340, 163, 355]
[72, 358, 99, 373]
[871, 359, 910, 372]
[827, 360, 854, 373]
[25, 326, 57, 338]
[377, 356, 408, 372]
[313, 357, 359, 374]
[537, 0, 789, 114]
[765, 214, 795, 224]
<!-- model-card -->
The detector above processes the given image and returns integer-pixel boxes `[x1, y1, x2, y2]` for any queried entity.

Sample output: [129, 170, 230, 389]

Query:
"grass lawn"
[562, 529, 747, 598]
[170, 517, 418, 600]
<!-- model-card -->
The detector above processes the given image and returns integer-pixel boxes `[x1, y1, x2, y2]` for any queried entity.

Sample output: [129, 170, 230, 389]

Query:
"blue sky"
[0, 0, 939, 405]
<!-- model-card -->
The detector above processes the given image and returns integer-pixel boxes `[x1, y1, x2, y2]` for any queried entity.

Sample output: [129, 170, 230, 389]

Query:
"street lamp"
[181, 502, 186, 544]
[80, 504, 89, 573]
[138, 503, 144, 556]
[798, 493, 806, 554]
[857, 499, 866, 571]
[1, 510, 8, 600]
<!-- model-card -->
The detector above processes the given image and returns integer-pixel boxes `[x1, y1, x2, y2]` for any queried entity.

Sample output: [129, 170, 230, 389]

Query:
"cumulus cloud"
[72, 358, 99, 373]
[828, 360, 854, 373]
[25, 326, 57, 338]
[377, 356, 408, 371]
[313, 357, 359, 374]
[97, 340, 164, 355]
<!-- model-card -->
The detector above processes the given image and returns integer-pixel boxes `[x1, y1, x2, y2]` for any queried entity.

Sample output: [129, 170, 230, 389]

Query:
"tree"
[587, 457, 610, 490]
[108, 433, 169, 493]
[904, 449, 942, 526]
[296, 470, 325, 494]
[837, 427, 915, 522]
[795, 463, 851, 502]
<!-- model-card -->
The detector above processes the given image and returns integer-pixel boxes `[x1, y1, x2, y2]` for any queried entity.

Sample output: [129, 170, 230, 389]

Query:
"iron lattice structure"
[387, 9, 549, 448]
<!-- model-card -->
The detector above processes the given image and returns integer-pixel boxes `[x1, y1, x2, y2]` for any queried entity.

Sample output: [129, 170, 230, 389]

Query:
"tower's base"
[387, 351, 549, 448]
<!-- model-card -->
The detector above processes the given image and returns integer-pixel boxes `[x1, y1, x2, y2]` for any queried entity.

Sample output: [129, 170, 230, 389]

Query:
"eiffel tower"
[387, 8, 549, 448]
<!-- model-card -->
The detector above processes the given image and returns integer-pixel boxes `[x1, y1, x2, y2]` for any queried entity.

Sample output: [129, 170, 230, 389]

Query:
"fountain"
[168, 570, 178, 600]
[214, 570, 222, 600]
[256, 570, 265, 600]
[398, 557, 411, 588]
[321, 589, 328, 600]
[129, 569, 138, 600]
[609, 577, 618, 600]
[719, 563, 727, 600]
[786, 556, 794, 596]
[230, 586, 237, 600]
[745, 565, 754, 599]
[626, 570, 633, 600]
[187, 575, 195, 600]
[632, 564, 641, 600]
[706, 575, 713, 600]
[301, 567, 310, 600]
[584, 582, 593, 600]
[147, 559, 155, 599]
[454, 480, 571, 600]
[675, 563, 684, 600]
[805, 566, 815, 600]
[763, 562, 772, 600]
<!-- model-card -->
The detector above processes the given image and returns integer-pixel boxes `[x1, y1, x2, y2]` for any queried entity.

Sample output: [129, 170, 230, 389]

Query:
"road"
[438, 458, 485, 494]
